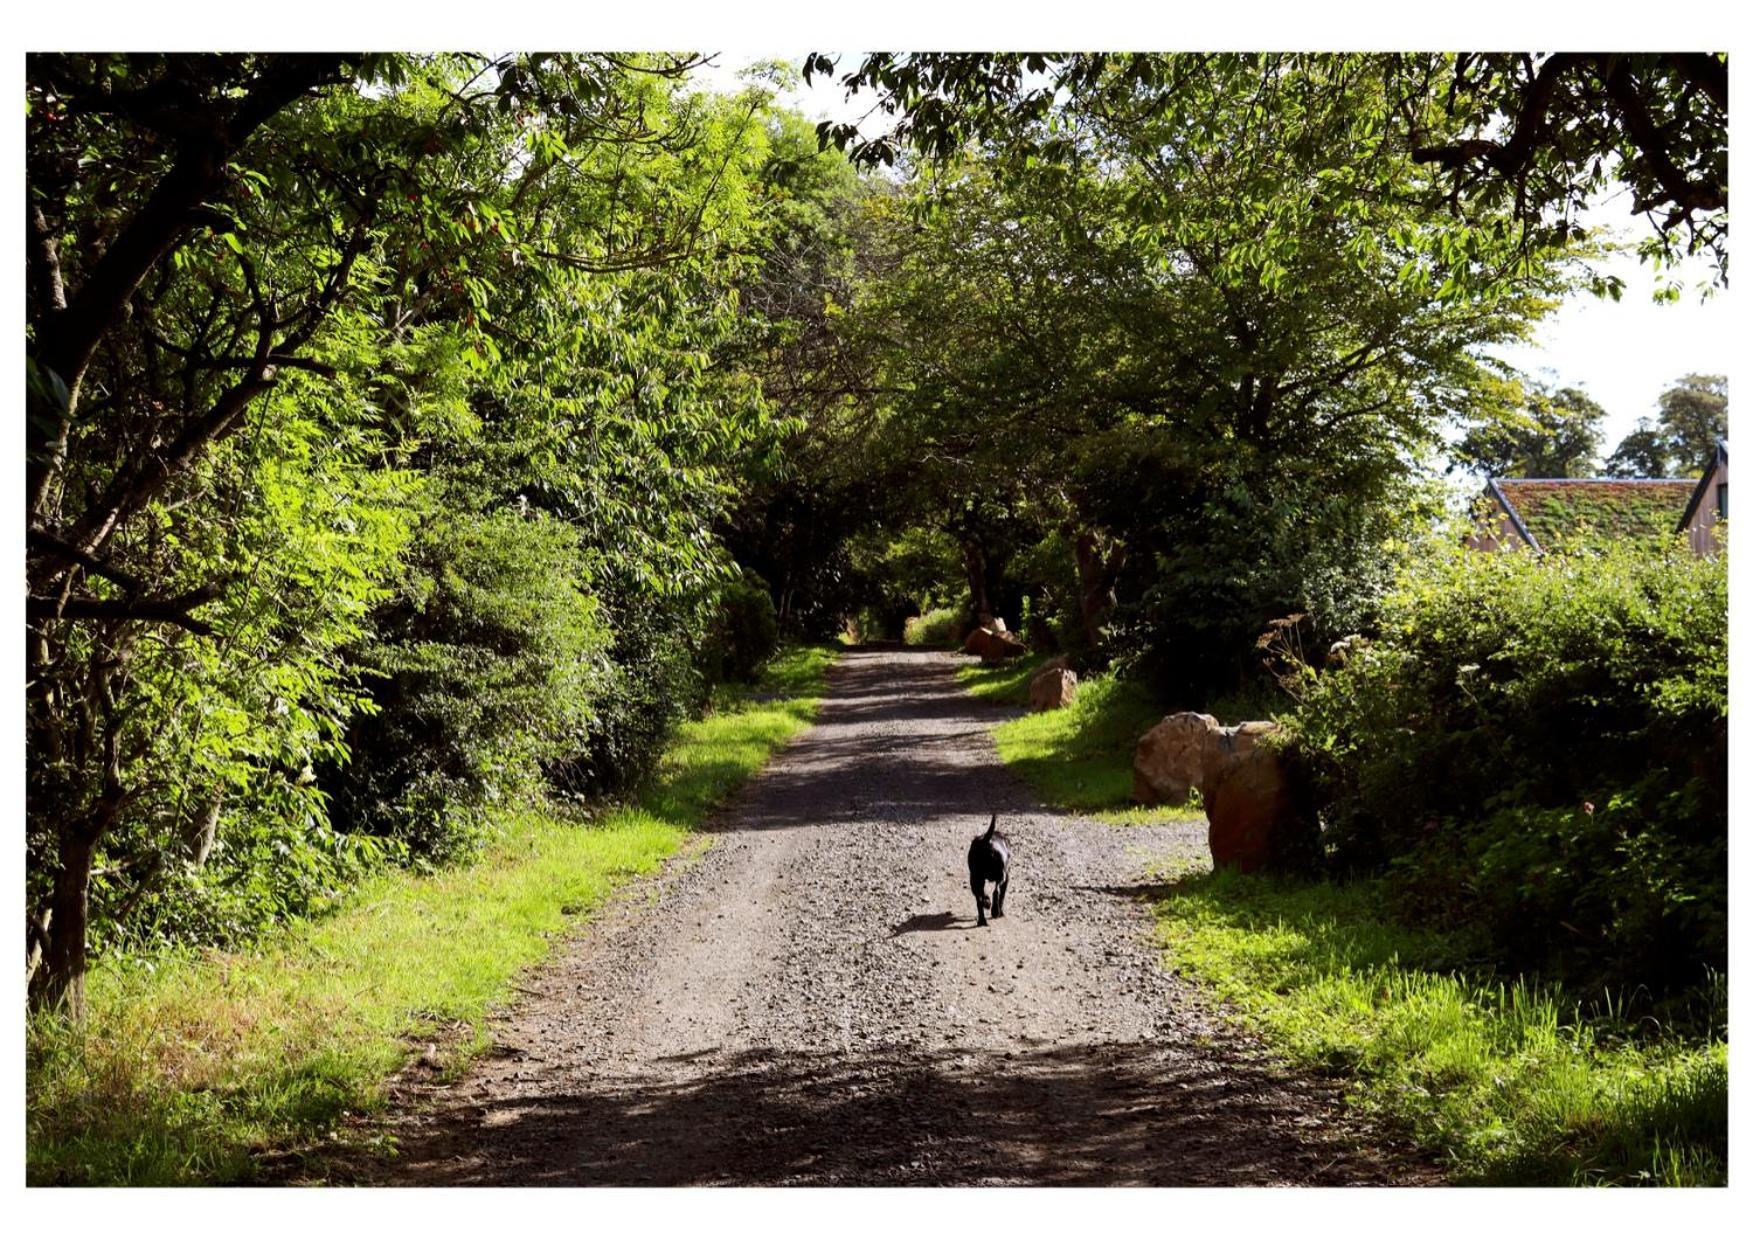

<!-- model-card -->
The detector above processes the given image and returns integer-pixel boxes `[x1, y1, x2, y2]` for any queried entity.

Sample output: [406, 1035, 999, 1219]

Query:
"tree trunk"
[27, 651, 128, 1020]
[961, 540, 991, 622]
[1073, 529, 1126, 652]
[28, 831, 97, 1020]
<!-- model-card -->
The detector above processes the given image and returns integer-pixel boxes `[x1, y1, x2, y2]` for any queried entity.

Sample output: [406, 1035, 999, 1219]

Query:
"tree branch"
[25, 528, 145, 593]
[28, 57, 343, 514]
[28, 580, 231, 637]
[1598, 57, 1726, 214]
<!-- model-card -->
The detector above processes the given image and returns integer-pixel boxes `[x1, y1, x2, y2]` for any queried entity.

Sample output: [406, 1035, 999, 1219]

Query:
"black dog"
[968, 813, 1011, 927]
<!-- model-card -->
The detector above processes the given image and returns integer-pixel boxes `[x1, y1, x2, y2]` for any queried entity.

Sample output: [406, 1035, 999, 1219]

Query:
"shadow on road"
[888, 911, 970, 936]
[712, 651, 1038, 833]
[371, 1039, 1423, 1186]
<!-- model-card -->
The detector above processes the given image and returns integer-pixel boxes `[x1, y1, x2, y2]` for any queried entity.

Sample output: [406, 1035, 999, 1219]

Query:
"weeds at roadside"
[1148, 864, 1728, 1186]
[903, 606, 964, 647]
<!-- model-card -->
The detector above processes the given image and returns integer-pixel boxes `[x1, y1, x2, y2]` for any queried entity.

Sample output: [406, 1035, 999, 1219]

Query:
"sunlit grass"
[957, 658, 1200, 825]
[26, 645, 836, 1186]
[1150, 863, 1728, 1186]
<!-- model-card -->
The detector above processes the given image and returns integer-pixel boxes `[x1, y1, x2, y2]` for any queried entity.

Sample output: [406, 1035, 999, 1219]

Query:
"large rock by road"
[1133, 712, 1315, 873]
[1029, 666, 1078, 712]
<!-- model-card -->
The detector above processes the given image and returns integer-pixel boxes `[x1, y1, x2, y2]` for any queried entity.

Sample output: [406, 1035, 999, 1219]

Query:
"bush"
[903, 605, 966, 646]
[544, 575, 706, 800]
[59, 404, 421, 956]
[1285, 537, 1727, 993]
[1006, 528, 1083, 652]
[703, 570, 780, 683]
[325, 506, 605, 863]
[1083, 437, 1437, 700]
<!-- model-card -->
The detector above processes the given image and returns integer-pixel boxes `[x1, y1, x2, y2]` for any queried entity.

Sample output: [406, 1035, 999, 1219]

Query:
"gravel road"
[357, 648, 1432, 1186]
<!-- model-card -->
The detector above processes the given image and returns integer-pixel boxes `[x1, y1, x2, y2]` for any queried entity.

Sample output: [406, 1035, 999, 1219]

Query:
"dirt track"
[355, 648, 1432, 1186]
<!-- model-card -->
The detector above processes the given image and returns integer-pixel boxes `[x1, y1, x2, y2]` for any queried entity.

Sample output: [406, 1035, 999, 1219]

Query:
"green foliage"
[830, 56, 1569, 697]
[904, 606, 967, 647]
[850, 527, 966, 626]
[1602, 424, 1673, 479]
[1414, 54, 1726, 294]
[1285, 538, 1727, 993]
[703, 570, 781, 683]
[63, 383, 422, 956]
[1606, 374, 1727, 478]
[1109, 452, 1449, 700]
[1453, 379, 1607, 478]
[1152, 865, 1727, 1185]
[545, 580, 707, 801]
[1654, 374, 1729, 471]
[813, 52, 1725, 292]
[718, 107, 882, 641]
[25, 54, 801, 1003]
[326, 504, 606, 864]
[26, 644, 833, 1185]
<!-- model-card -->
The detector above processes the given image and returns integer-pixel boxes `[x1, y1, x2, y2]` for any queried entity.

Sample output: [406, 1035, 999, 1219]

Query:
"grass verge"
[26, 644, 836, 1186]
[955, 658, 1200, 826]
[1149, 862, 1728, 1185]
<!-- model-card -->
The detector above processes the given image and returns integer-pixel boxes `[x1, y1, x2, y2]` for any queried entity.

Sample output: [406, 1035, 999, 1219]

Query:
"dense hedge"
[325, 506, 605, 864]
[704, 570, 781, 683]
[1286, 537, 1727, 994]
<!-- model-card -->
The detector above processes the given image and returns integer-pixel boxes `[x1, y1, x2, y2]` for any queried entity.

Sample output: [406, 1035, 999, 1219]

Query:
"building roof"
[1677, 439, 1729, 531]
[1485, 478, 1698, 552]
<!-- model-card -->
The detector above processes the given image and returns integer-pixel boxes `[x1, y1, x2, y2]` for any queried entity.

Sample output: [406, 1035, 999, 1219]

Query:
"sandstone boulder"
[1028, 666, 1078, 712]
[1132, 712, 1313, 873]
[962, 626, 1027, 661]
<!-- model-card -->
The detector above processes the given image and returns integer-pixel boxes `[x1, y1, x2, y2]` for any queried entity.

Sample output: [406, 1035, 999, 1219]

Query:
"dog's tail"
[983, 812, 997, 841]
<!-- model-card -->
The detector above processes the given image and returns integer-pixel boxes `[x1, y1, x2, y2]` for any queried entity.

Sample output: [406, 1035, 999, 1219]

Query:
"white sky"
[693, 53, 1732, 465]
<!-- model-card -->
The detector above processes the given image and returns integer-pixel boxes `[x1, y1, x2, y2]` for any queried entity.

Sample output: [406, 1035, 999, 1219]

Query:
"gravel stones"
[353, 650, 1433, 1187]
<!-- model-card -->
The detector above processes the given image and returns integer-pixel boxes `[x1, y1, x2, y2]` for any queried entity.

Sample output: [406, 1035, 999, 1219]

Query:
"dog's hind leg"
[993, 872, 1008, 918]
[972, 875, 989, 926]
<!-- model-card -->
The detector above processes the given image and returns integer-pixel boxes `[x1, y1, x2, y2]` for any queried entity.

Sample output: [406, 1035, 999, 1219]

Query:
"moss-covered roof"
[1492, 479, 1695, 550]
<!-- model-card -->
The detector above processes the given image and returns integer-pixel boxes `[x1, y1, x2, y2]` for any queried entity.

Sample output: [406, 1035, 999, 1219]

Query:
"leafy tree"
[1656, 373, 1729, 472]
[1402, 54, 1727, 290]
[1453, 380, 1607, 478]
[1603, 423, 1674, 479]
[806, 52, 1726, 291]
[827, 57, 1571, 688]
[24, 53, 781, 1017]
[719, 108, 894, 637]
[1605, 373, 1728, 477]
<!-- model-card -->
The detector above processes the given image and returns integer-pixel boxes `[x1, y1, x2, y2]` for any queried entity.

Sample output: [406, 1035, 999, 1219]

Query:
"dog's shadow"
[888, 911, 974, 936]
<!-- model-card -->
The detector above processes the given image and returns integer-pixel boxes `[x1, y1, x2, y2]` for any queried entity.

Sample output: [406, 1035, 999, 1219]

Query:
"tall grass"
[957, 659, 1199, 825]
[1151, 864, 1728, 1185]
[26, 645, 836, 1186]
